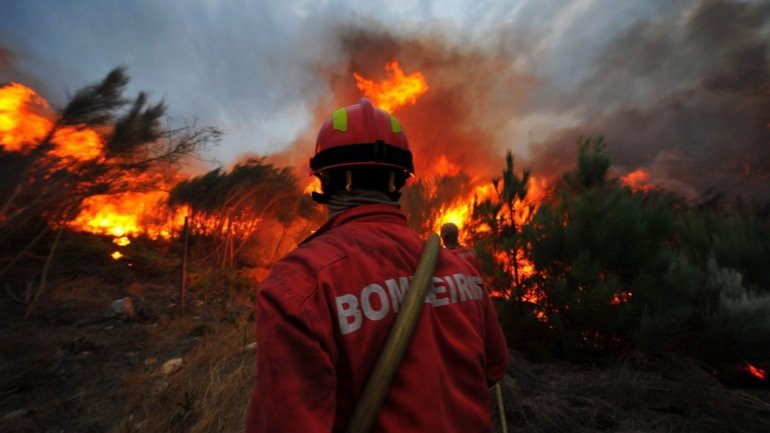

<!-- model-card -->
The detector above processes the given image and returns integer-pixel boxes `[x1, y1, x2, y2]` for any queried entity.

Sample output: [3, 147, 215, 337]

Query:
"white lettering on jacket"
[336, 273, 484, 335]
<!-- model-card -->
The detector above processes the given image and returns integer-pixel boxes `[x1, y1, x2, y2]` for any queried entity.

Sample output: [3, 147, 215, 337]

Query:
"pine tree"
[470, 150, 534, 301]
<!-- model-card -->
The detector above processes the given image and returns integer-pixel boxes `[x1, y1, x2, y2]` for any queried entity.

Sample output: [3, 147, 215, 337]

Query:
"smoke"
[276, 0, 769, 202]
[528, 0, 770, 201]
[0, 45, 11, 68]
[3, 0, 767, 201]
[271, 20, 535, 182]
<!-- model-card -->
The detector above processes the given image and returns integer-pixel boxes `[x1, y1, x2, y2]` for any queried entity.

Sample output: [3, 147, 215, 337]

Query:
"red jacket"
[448, 246, 482, 273]
[247, 204, 508, 433]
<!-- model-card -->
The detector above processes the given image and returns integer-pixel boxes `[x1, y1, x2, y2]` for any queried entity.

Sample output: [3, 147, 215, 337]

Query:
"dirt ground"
[2, 278, 769, 433]
[0, 278, 251, 433]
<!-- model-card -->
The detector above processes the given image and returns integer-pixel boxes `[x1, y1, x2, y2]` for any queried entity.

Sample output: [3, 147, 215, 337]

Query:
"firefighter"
[247, 98, 508, 433]
[440, 222, 482, 272]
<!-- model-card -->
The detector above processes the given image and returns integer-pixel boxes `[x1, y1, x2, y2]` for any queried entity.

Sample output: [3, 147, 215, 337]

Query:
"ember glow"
[354, 61, 429, 113]
[611, 291, 633, 305]
[746, 364, 767, 381]
[113, 236, 131, 246]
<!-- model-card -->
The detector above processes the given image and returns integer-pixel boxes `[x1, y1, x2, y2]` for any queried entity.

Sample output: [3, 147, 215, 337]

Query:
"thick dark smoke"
[528, 0, 770, 201]
[278, 0, 769, 202]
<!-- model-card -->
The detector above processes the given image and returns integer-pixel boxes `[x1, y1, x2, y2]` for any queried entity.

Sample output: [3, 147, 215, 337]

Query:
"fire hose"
[344, 233, 508, 433]
[345, 233, 440, 433]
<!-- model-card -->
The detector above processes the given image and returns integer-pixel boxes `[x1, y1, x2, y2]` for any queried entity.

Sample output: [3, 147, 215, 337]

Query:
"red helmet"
[309, 98, 414, 175]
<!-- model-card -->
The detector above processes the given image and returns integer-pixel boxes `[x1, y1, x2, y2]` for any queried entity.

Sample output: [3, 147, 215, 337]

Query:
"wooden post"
[179, 215, 190, 314]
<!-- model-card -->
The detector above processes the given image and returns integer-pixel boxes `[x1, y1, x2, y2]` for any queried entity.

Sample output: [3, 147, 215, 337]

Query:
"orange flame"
[1, 82, 103, 160]
[304, 177, 322, 195]
[353, 61, 429, 113]
[113, 236, 131, 246]
[111, 251, 123, 260]
[69, 191, 188, 240]
[2, 82, 187, 245]
[1, 83, 51, 151]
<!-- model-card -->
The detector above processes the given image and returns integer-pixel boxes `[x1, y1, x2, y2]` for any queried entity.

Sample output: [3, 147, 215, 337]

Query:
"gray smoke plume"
[279, 0, 769, 203]
[528, 0, 770, 201]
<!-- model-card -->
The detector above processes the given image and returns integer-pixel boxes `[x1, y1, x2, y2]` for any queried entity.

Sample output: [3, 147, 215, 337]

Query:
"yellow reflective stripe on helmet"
[332, 108, 348, 132]
[389, 114, 402, 133]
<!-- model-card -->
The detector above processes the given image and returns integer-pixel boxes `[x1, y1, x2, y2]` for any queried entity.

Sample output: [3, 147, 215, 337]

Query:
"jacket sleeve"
[247, 275, 336, 433]
[482, 292, 509, 386]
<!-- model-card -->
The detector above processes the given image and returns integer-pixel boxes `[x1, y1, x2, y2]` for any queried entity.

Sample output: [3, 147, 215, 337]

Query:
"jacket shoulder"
[261, 233, 347, 302]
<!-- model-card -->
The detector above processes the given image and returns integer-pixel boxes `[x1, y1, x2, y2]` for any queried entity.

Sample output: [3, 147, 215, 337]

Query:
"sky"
[1, 0, 769, 199]
[0, 0, 678, 162]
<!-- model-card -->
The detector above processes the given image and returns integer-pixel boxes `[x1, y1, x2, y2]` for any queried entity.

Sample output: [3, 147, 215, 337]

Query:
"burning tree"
[0, 68, 220, 314]
[168, 158, 321, 270]
[470, 151, 536, 302]
[400, 173, 473, 236]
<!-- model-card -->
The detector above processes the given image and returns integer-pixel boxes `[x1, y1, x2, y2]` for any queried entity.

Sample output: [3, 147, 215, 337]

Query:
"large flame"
[68, 191, 188, 240]
[0, 83, 51, 151]
[0, 82, 103, 160]
[1, 82, 185, 245]
[353, 61, 429, 113]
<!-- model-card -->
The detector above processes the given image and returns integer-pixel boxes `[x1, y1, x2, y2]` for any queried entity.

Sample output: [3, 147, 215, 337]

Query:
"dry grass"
[118, 323, 255, 433]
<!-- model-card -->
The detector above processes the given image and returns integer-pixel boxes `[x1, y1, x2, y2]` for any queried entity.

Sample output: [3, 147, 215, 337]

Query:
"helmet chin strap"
[311, 191, 329, 204]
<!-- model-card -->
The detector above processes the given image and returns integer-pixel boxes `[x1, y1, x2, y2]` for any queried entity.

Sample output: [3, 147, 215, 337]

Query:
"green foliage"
[59, 66, 130, 127]
[486, 136, 770, 373]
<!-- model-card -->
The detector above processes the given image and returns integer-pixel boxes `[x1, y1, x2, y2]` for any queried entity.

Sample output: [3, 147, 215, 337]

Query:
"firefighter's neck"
[326, 189, 400, 218]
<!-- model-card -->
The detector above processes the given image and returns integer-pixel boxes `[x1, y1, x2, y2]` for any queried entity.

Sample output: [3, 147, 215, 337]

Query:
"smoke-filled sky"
[1, 0, 768, 199]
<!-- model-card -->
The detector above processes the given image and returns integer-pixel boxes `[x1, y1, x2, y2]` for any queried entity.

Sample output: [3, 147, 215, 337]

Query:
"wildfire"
[1, 83, 50, 151]
[353, 61, 429, 113]
[433, 183, 495, 238]
[621, 168, 653, 192]
[111, 251, 124, 260]
[69, 191, 188, 240]
[2, 82, 187, 245]
[0, 82, 102, 160]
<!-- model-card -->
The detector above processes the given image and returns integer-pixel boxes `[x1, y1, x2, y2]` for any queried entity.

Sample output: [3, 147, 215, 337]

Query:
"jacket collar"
[300, 204, 407, 245]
